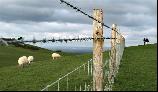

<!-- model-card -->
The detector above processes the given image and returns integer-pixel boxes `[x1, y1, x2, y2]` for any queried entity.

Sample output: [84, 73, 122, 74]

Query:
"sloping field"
[0, 44, 157, 91]
[113, 44, 157, 91]
[0, 45, 92, 91]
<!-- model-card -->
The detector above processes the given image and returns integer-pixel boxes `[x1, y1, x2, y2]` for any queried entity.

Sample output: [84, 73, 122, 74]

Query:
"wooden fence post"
[109, 24, 117, 83]
[116, 31, 121, 73]
[92, 9, 104, 91]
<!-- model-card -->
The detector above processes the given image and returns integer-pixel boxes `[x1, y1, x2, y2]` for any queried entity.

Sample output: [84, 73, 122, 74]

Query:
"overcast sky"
[0, 0, 157, 48]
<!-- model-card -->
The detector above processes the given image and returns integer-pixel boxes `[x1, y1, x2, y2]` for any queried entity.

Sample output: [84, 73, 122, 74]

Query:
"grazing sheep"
[18, 56, 28, 67]
[52, 53, 61, 60]
[27, 56, 34, 64]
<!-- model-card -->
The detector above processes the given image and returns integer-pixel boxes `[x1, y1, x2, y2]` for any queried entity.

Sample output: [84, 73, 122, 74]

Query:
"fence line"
[40, 33, 125, 91]
[40, 17, 125, 92]
[12, 37, 116, 44]
[40, 57, 116, 91]
[105, 26, 125, 90]
[41, 59, 93, 91]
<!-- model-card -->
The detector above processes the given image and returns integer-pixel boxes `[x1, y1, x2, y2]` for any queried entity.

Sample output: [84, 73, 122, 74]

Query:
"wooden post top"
[93, 9, 103, 39]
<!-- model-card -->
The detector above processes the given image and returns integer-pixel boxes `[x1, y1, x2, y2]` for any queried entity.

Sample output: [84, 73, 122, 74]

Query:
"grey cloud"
[0, 4, 55, 22]
[0, 0, 156, 28]
[0, 0, 157, 47]
[0, 21, 92, 36]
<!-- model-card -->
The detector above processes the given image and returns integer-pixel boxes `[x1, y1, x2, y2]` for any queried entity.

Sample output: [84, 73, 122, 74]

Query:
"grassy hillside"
[113, 44, 157, 91]
[0, 44, 157, 91]
[0, 44, 94, 91]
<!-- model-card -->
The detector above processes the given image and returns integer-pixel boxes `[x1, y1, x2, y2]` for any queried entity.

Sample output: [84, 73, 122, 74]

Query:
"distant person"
[143, 38, 149, 45]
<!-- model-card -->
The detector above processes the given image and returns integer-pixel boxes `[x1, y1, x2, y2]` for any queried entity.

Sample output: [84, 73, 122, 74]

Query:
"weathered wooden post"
[109, 24, 117, 83]
[116, 31, 121, 73]
[92, 9, 104, 91]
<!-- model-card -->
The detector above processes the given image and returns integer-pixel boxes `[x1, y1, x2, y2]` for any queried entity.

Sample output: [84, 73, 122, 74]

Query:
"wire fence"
[40, 0, 125, 91]
[104, 30, 125, 91]
[40, 31, 125, 91]
[41, 59, 93, 91]
[6, 36, 116, 44]
[40, 58, 110, 91]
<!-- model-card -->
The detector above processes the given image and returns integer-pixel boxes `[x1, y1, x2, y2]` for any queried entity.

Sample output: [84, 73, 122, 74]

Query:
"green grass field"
[0, 44, 93, 91]
[113, 44, 157, 91]
[0, 44, 157, 91]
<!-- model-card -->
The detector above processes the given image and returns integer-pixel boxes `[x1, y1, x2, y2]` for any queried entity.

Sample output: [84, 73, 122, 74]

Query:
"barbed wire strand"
[59, 0, 122, 36]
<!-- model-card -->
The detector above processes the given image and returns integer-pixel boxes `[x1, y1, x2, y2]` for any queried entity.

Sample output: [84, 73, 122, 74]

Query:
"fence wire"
[40, 32, 125, 91]
[59, 0, 122, 36]
[9, 37, 115, 44]
[41, 59, 93, 91]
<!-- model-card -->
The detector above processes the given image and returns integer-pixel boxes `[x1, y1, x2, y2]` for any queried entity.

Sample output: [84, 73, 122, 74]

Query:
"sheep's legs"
[53, 57, 60, 60]
[18, 65, 21, 68]
[18, 64, 23, 68]
[22, 64, 24, 68]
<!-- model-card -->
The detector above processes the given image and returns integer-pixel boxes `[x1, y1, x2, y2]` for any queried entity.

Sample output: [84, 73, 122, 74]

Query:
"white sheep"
[52, 53, 61, 60]
[18, 56, 28, 67]
[27, 56, 34, 64]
